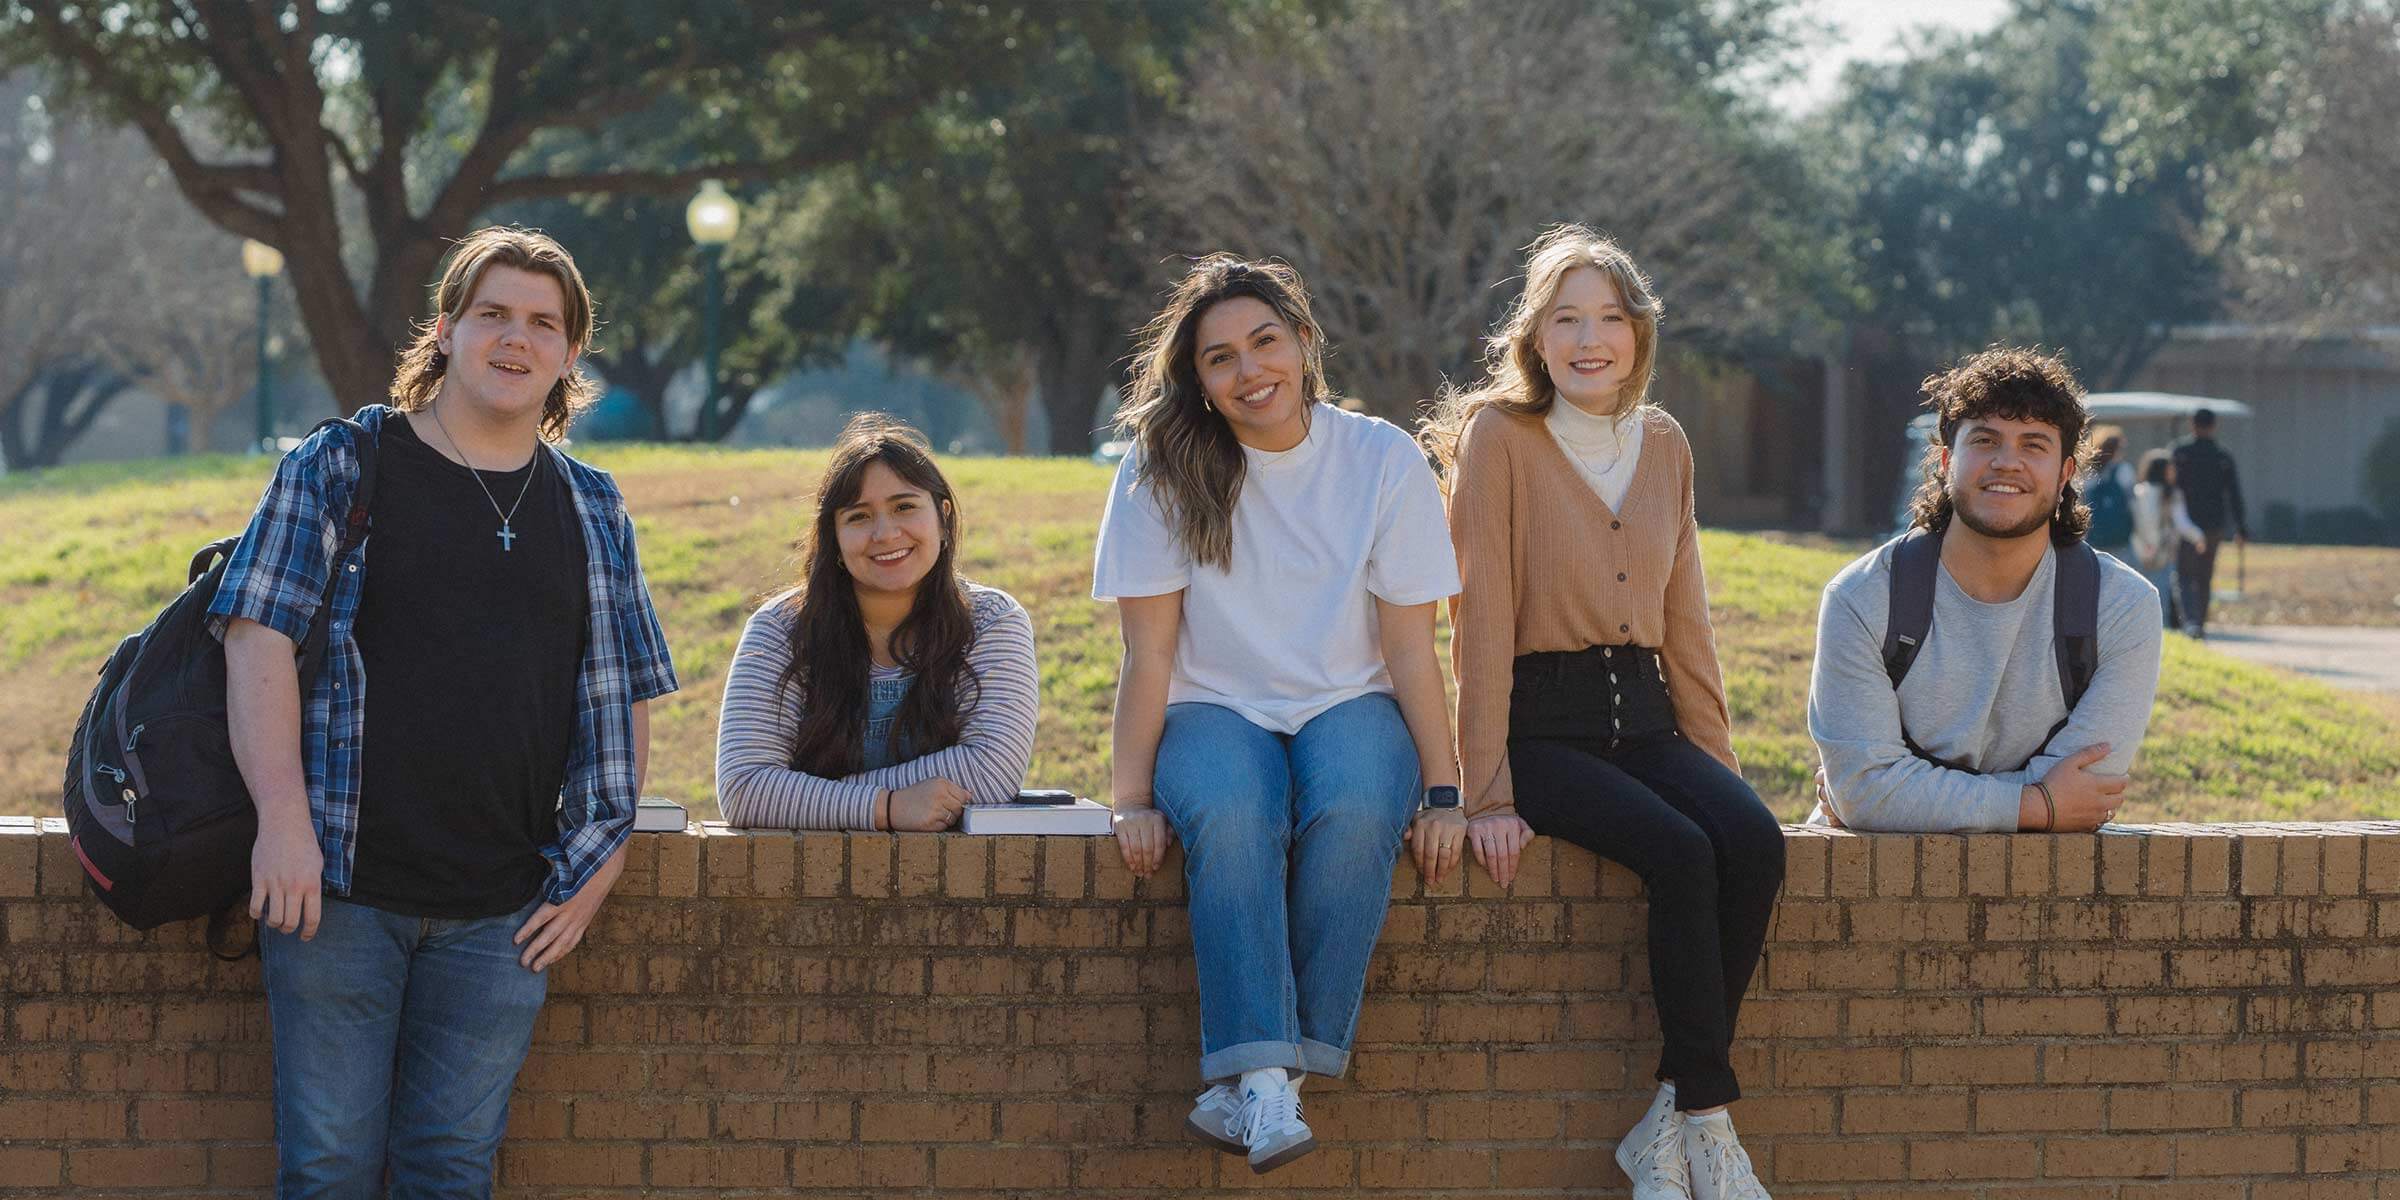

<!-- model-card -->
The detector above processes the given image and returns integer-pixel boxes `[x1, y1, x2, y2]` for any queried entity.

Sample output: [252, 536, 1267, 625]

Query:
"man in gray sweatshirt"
[1809, 348, 2163, 833]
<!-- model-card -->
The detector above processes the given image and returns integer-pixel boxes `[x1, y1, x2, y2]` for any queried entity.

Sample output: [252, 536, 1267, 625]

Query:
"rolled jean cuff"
[1665, 1062, 1740, 1112]
[1199, 1040, 1307, 1084]
[1299, 1038, 1350, 1079]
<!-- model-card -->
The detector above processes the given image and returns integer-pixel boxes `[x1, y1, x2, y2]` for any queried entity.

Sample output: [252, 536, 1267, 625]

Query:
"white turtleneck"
[1545, 399, 1645, 511]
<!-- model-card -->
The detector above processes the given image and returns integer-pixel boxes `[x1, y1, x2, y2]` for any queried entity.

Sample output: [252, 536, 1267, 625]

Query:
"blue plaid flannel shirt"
[206, 406, 677, 904]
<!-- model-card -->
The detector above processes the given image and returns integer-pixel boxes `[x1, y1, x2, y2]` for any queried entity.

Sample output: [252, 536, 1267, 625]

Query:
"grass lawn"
[7, 447, 2398, 823]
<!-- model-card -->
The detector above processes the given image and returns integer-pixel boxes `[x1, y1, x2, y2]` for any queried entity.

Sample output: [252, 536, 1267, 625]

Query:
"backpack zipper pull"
[125, 723, 145, 753]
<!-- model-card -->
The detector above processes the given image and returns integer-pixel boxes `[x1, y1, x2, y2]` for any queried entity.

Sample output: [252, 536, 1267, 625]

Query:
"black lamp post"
[685, 180, 742, 440]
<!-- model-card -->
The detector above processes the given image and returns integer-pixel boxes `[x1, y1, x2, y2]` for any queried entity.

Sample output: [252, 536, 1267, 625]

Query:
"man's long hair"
[778, 414, 977, 776]
[1114, 254, 1332, 570]
[1907, 346, 2093, 546]
[389, 226, 600, 442]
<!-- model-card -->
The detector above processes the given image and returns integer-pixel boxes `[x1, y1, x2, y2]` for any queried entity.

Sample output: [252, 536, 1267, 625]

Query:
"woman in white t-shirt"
[1092, 255, 1464, 1176]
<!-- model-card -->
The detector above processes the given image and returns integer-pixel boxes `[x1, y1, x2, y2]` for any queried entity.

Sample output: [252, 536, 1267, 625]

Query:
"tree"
[1147, 0, 1813, 420]
[1819, 0, 2225, 389]
[0, 72, 256, 468]
[785, 2, 1272, 454]
[2192, 6, 2400, 322]
[4, 2, 1031, 416]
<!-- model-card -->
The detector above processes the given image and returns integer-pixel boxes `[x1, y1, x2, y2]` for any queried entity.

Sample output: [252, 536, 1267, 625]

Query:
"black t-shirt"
[347, 414, 588, 918]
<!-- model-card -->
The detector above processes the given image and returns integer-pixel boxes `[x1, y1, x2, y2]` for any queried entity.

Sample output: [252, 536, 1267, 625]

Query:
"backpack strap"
[1882, 527, 1940, 689]
[1883, 527, 1982, 769]
[2032, 539, 2103, 757]
[291, 415, 379, 685]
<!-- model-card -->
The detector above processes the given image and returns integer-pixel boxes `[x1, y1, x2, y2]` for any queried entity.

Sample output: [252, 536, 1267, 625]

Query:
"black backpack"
[62, 416, 378, 937]
[1882, 526, 2099, 772]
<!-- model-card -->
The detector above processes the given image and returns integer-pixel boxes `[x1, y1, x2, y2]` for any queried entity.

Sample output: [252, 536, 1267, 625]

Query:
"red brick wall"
[4, 816, 2398, 1196]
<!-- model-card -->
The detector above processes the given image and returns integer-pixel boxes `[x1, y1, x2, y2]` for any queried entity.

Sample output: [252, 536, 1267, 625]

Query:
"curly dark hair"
[1907, 346, 2092, 546]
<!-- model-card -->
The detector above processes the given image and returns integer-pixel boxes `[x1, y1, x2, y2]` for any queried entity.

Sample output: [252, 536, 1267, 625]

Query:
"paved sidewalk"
[2204, 625, 2400, 693]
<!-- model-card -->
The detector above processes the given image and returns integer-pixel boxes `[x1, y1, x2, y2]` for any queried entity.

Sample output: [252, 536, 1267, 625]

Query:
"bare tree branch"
[1150, 0, 1774, 422]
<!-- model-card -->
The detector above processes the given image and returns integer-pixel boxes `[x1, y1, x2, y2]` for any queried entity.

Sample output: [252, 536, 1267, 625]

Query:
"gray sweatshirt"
[1807, 535, 2164, 832]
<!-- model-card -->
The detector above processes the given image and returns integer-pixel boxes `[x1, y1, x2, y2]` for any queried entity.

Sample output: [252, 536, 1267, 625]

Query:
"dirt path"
[2202, 625, 2400, 693]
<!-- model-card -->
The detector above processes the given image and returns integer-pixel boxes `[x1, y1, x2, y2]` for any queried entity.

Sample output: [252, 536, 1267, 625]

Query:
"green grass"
[7, 448, 2398, 823]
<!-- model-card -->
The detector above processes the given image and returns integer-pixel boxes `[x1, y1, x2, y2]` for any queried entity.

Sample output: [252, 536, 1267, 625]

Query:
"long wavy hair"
[1421, 225, 1662, 475]
[1115, 254, 1331, 569]
[778, 414, 977, 776]
[389, 225, 601, 442]
[1907, 346, 2093, 547]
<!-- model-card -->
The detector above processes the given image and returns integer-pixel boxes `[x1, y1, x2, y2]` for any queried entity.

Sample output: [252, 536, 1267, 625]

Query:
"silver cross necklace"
[427, 404, 540, 551]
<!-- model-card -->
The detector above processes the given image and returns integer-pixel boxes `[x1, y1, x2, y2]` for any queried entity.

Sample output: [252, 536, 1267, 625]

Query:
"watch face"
[1425, 786, 1461, 809]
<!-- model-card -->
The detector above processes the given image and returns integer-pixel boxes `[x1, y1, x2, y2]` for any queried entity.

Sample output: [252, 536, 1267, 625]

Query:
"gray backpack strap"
[2030, 539, 2104, 759]
[1882, 528, 1941, 689]
[2052, 539, 2101, 708]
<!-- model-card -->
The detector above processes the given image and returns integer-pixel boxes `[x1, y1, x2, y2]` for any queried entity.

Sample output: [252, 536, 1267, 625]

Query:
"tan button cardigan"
[1445, 404, 1738, 817]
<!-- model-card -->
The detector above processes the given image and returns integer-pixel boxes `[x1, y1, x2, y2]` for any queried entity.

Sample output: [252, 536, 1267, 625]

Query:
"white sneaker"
[1614, 1086, 1692, 1199]
[1685, 1112, 1770, 1200]
[1184, 1083, 1244, 1154]
[1237, 1079, 1317, 1174]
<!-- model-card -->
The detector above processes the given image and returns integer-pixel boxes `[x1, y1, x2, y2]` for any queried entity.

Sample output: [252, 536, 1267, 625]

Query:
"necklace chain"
[427, 405, 540, 549]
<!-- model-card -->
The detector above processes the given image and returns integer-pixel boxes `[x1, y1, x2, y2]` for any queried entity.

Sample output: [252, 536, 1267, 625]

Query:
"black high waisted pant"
[1506, 645, 1785, 1111]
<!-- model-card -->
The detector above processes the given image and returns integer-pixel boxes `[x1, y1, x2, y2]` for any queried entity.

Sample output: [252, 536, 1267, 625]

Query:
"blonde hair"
[1115, 254, 1331, 570]
[1421, 224, 1662, 473]
[389, 225, 600, 442]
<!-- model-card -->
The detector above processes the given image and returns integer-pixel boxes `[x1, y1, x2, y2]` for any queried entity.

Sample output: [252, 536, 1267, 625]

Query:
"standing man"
[2170, 407, 2247, 638]
[212, 226, 677, 1197]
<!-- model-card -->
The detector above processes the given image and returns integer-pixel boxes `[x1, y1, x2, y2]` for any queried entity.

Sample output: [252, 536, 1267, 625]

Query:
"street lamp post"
[685, 180, 741, 440]
[240, 239, 285, 453]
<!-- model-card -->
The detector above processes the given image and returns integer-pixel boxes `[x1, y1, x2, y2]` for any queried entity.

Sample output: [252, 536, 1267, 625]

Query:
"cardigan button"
[1610, 520, 1621, 530]
[1617, 572, 1628, 582]
[1620, 624, 1630, 633]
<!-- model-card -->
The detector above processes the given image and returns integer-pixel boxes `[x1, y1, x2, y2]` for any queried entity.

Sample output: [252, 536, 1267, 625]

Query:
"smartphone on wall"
[1010, 789, 1080, 806]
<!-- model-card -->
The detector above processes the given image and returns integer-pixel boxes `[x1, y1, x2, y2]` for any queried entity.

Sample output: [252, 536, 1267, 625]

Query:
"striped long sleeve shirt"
[715, 583, 1040, 829]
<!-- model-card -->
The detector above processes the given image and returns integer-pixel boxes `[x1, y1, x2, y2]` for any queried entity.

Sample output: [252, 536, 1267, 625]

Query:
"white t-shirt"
[1545, 399, 1646, 512]
[1091, 403, 1462, 734]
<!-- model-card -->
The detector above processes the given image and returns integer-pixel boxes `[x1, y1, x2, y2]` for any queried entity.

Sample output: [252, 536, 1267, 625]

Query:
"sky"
[1780, 0, 2015, 112]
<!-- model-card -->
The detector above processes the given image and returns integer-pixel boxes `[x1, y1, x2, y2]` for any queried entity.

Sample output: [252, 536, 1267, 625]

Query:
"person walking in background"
[2081, 429, 2135, 568]
[1422, 226, 1784, 1200]
[2170, 407, 2248, 637]
[1095, 255, 1466, 1175]
[2131, 448, 2207, 630]
[214, 227, 677, 1197]
[716, 414, 1038, 832]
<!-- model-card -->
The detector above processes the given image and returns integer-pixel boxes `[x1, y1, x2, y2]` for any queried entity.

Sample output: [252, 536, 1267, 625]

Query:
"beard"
[1951, 487, 2056, 540]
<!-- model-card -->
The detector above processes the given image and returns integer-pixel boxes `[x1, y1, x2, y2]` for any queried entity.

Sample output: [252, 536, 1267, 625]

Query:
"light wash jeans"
[1152, 692, 1420, 1082]
[260, 894, 548, 1200]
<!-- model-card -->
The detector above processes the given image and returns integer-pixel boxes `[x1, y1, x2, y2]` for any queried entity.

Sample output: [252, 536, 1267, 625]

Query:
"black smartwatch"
[1422, 785, 1461, 812]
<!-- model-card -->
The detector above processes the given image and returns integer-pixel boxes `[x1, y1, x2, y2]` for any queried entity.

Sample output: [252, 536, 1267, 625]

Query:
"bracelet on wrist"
[2032, 780, 2056, 832]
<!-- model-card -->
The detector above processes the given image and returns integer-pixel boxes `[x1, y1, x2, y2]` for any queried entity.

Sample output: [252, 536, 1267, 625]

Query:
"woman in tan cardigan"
[1423, 226, 1784, 1200]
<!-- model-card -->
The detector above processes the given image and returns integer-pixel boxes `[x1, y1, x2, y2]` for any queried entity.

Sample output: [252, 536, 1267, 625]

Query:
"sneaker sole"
[1183, 1115, 1243, 1155]
[1249, 1134, 1318, 1174]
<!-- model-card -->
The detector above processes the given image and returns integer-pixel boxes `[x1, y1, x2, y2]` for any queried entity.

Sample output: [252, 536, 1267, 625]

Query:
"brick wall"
[3, 816, 2398, 1197]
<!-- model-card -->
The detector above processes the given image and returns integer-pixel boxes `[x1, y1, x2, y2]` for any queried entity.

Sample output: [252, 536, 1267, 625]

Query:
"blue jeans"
[1153, 693, 1420, 1082]
[260, 895, 548, 1200]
